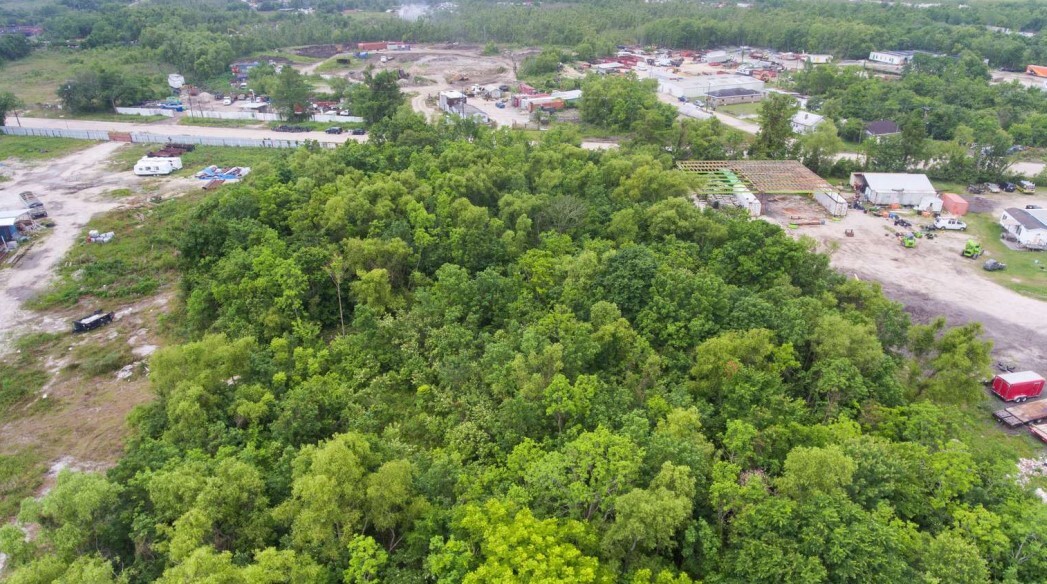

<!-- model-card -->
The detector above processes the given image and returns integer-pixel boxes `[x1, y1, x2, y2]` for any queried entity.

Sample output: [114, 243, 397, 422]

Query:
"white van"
[134, 156, 183, 176]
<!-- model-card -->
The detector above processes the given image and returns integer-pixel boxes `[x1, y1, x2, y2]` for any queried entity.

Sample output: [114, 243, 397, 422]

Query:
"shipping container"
[814, 190, 848, 217]
[991, 371, 1045, 402]
[940, 192, 969, 216]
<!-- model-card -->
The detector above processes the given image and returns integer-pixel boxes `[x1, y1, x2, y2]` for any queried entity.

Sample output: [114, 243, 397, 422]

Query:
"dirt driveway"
[0, 142, 194, 353]
[783, 200, 1047, 372]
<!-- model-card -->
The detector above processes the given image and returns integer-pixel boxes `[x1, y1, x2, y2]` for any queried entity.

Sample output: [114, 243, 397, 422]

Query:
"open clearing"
[776, 193, 1047, 374]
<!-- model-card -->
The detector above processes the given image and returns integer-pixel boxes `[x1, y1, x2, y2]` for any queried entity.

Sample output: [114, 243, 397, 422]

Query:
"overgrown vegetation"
[0, 135, 96, 161]
[0, 452, 44, 519]
[29, 194, 199, 310]
[964, 212, 1047, 300]
[1, 110, 1045, 583]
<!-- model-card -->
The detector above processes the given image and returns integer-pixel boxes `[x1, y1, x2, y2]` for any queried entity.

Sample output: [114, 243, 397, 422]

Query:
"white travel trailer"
[134, 157, 183, 176]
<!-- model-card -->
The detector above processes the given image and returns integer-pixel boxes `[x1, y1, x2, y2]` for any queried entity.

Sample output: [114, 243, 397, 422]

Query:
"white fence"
[1, 126, 337, 149]
[115, 107, 176, 118]
[0, 126, 111, 140]
[188, 110, 282, 121]
[314, 114, 365, 123]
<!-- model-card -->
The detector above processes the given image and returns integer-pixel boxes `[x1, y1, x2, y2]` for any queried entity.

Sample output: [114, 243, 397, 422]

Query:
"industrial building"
[850, 172, 938, 207]
[868, 51, 915, 66]
[439, 90, 467, 115]
[705, 88, 764, 106]
[864, 120, 901, 140]
[659, 75, 765, 100]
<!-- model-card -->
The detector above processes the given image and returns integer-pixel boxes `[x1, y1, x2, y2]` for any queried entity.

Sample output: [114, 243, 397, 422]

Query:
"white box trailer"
[134, 157, 182, 176]
[814, 190, 848, 217]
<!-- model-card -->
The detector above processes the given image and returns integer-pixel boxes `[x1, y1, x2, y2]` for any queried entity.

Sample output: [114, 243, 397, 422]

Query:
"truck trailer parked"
[990, 371, 1045, 402]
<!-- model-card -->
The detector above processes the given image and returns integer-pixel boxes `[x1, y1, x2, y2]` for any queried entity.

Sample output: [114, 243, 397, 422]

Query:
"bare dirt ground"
[770, 195, 1047, 373]
[0, 142, 193, 353]
[0, 143, 193, 515]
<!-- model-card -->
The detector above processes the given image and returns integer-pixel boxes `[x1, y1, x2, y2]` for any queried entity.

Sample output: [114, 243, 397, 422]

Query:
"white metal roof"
[861, 173, 936, 194]
[792, 111, 824, 125]
[0, 209, 29, 220]
[0, 217, 16, 227]
[998, 371, 1045, 384]
[440, 90, 465, 99]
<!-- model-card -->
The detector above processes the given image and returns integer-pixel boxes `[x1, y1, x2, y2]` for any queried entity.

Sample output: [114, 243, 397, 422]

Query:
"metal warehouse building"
[659, 75, 765, 100]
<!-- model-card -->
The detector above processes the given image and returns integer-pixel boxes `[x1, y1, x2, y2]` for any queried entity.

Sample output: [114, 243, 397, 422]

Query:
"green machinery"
[962, 240, 983, 258]
[901, 234, 916, 248]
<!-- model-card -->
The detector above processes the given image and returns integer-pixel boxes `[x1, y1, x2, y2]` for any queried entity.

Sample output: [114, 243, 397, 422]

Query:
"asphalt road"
[12, 117, 368, 146]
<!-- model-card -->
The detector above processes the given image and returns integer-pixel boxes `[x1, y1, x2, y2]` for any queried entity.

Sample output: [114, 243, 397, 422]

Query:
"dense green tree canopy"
[2, 87, 1046, 584]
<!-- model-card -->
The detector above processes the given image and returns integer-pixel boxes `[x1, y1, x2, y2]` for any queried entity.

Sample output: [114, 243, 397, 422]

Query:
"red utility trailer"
[990, 371, 1045, 402]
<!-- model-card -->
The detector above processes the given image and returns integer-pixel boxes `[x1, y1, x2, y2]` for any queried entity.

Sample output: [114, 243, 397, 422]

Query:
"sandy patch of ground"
[771, 196, 1047, 373]
[0, 142, 193, 353]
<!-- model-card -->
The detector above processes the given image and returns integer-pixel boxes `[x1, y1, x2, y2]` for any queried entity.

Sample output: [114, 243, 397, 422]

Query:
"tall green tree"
[750, 93, 798, 159]
[353, 68, 405, 126]
[0, 91, 21, 127]
[271, 66, 313, 122]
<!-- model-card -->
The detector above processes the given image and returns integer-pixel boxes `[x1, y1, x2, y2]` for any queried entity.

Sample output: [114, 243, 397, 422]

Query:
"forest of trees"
[2, 100, 1046, 582]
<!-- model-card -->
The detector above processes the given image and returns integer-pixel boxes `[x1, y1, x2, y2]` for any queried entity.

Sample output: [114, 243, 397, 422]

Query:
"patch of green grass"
[107, 144, 152, 171]
[267, 120, 364, 131]
[179, 117, 264, 128]
[0, 135, 97, 161]
[174, 146, 284, 177]
[3, 47, 170, 107]
[0, 364, 49, 418]
[717, 102, 762, 117]
[69, 340, 134, 377]
[0, 174, 9, 183]
[109, 188, 133, 198]
[963, 212, 1047, 300]
[28, 193, 202, 309]
[0, 451, 45, 519]
[28, 111, 168, 123]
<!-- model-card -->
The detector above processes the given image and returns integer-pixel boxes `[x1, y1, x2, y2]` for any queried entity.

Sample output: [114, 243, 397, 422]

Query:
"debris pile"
[195, 166, 251, 182]
[1016, 456, 1047, 487]
[87, 230, 115, 243]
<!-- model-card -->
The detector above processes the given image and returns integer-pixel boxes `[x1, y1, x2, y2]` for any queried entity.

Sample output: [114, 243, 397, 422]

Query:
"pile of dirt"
[295, 44, 346, 59]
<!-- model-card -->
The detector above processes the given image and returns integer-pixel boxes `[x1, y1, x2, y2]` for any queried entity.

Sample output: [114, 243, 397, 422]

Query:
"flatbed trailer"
[993, 399, 1047, 428]
[1030, 423, 1047, 444]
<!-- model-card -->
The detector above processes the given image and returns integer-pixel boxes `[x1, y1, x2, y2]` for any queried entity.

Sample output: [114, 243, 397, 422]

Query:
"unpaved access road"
[786, 202, 1047, 373]
[13, 117, 368, 146]
[0, 142, 194, 353]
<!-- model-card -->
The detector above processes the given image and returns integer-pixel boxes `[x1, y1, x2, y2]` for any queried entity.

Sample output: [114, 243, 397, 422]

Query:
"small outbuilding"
[791, 111, 825, 134]
[850, 172, 937, 207]
[1000, 207, 1047, 250]
[864, 120, 901, 141]
[705, 88, 764, 106]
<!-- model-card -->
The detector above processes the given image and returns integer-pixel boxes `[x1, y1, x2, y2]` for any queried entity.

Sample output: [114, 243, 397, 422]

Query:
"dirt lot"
[771, 195, 1047, 373]
[0, 142, 195, 354]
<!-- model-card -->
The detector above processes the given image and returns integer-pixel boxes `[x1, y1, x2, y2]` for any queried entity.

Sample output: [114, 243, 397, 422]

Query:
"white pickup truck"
[934, 217, 967, 231]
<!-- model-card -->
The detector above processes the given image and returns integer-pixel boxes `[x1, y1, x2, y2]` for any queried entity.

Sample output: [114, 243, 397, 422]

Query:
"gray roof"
[706, 88, 762, 98]
[865, 120, 900, 135]
[1005, 207, 1047, 230]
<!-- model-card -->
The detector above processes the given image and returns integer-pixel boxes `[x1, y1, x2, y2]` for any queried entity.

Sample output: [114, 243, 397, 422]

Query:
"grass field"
[0, 135, 97, 161]
[717, 102, 762, 117]
[108, 144, 285, 178]
[179, 117, 265, 128]
[1, 47, 170, 108]
[26, 111, 168, 123]
[963, 212, 1047, 300]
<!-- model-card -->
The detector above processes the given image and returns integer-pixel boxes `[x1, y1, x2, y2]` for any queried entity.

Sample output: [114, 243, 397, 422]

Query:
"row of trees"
[1, 105, 1044, 583]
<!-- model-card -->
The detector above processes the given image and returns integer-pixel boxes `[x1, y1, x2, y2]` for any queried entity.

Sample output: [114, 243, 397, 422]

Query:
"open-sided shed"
[677, 160, 843, 217]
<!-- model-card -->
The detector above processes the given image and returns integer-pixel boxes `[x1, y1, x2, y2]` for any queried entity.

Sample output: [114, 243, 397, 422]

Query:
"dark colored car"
[349, 128, 366, 135]
[325, 127, 343, 134]
[274, 125, 310, 133]
[73, 310, 114, 333]
[1003, 182, 1017, 192]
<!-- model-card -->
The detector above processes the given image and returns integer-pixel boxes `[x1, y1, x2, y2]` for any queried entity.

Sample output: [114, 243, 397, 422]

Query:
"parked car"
[1026, 204, 1043, 210]
[324, 126, 343, 134]
[966, 184, 984, 194]
[1002, 182, 1017, 192]
[349, 128, 366, 135]
[495, 102, 505, 109]
[933, 217, 967, 231]
[222, 97, 233, 105]
[274, 125, 309, 133]
[73, 310, 115, 333]
[1018, 180, 1036, 193]
[985, 183, 1001, 193]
